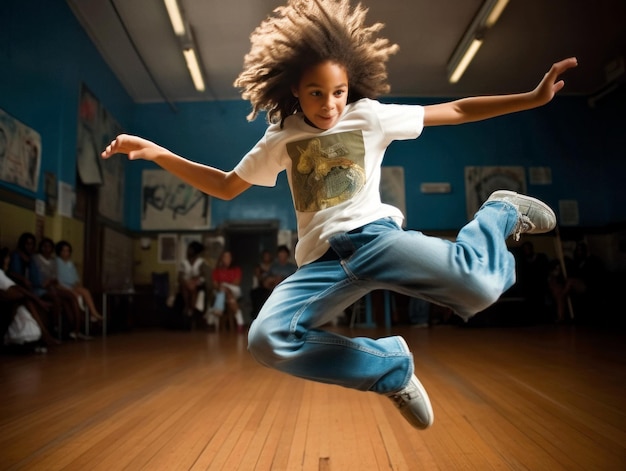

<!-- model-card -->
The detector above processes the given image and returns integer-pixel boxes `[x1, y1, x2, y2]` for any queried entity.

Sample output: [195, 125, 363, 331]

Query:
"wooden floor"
[1, 322, 625, 471]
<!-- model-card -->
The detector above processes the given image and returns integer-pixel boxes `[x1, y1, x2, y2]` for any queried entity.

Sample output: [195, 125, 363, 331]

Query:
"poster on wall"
[142, 169, 211, 230]
[0, 108, 42, 192]
[158, 233, 178, 264]
[380, 166, 406, 227]
[76, 84, 125, 223]
[465, 166, 526, 220]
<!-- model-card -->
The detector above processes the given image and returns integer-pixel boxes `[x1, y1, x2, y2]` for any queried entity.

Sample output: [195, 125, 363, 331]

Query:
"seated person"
[1, 247, 57, 349]
[178, 241, 211, 317]
[249, 245, 297, 322]
[208, 250, 244, 332]
[8, 232, 45, 296]
[34, 237, 89, 340]
[263, 245, 297, 290]
[55, 240, 103, 323]
[8, 232, 56, 331]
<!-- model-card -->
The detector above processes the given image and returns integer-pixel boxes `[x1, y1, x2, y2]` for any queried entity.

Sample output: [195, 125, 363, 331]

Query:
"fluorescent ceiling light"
[164, 0, 186, 36]
[449, 38, 483, 83]
[164, 0, 206, 92]
[447, 0, 509, 83]
[485, 0, 510, 27]
[183, 48, 206, 91]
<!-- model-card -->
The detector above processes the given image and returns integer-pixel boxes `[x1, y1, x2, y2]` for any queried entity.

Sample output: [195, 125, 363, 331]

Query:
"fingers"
[552, 79, 565, 93]
[536, 57, 577, 100]
[101, 138, 118, 159]
[551, 57, 578, 77]
[101, 134, 129, 158]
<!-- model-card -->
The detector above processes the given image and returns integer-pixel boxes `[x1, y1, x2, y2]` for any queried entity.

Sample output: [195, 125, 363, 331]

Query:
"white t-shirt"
[0, 269, 16, 290]
[1, 269, 41, 344]
[180, 257, 206, 283]
[235, 98, 425, 266]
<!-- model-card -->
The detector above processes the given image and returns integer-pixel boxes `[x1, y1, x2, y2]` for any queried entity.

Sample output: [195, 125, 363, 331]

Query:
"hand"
[101, 134, 167, 161]
[531, 57, 578, 105]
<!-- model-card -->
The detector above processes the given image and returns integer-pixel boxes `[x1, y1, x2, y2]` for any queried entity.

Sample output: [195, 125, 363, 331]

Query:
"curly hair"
[187, 240, 205, 257]
[234, 0, 399, 126]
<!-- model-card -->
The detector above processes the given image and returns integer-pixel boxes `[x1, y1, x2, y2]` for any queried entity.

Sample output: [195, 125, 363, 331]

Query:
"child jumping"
[102, 0, 578, 430]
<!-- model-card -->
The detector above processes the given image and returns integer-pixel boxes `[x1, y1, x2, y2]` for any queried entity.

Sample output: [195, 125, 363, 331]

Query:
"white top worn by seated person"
[0, 269, 41, 344]
[180, 257, 206, 284]
[235, 98, 424, 266]
[0, 268, 15, 291]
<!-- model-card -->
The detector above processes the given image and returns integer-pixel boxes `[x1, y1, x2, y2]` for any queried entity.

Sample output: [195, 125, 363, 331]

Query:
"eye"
[310, 91, 321, 97]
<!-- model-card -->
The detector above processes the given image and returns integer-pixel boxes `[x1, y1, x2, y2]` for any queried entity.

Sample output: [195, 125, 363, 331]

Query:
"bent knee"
[247, 319, 298, 368]
[454, 276, 509, 319]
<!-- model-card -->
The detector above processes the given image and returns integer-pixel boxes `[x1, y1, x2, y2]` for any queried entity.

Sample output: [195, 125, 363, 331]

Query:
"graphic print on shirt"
[286, 130, 365, 212]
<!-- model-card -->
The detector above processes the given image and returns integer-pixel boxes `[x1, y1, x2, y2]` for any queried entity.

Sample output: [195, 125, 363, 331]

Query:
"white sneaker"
[385, 337, 434, 430]
[486, 190, 556, 240]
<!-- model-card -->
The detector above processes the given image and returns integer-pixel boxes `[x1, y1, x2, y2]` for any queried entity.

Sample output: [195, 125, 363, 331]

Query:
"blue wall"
[1, 0, 625, 233]
[0, 0, 134, 202]
[130, 94, 625, 231]
[130, 101, 297, 231]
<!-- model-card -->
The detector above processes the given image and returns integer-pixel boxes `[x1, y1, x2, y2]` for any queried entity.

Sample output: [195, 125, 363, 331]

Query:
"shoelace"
[513, 215, 535, 241]
[388, 388, 415, 407]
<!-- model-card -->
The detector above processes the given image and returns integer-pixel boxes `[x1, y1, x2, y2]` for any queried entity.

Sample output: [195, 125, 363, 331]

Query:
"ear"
[291, 86, 298, 98]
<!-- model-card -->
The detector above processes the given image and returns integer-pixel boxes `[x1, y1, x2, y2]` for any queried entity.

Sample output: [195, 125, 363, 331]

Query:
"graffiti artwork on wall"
[142, 169, 211, 230]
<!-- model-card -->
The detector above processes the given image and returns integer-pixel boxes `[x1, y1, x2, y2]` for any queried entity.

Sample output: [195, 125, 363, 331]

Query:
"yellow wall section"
[0, 201, 85, 279]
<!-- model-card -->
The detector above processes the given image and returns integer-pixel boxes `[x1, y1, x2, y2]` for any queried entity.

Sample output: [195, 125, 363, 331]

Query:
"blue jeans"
[248, 200, 519, 394]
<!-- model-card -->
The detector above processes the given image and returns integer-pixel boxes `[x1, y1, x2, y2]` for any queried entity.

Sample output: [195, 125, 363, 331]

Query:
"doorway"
[223, 220, 279, 323]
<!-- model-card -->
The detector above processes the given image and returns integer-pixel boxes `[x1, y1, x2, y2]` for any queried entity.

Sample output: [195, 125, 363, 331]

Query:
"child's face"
[59, 245, 71, 261]
[40, 240, 54, 258]
[292, 61, 348, 130]
[221, 251, 232, 267]
[23, 237, 36, 255]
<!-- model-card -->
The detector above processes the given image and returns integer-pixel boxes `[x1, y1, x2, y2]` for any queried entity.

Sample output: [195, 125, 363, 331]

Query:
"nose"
[321, 94, 334, 111]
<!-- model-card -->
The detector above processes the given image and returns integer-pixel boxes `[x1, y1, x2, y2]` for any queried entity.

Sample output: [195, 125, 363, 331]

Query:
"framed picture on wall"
[158, 233, 177, 264]
[465, 166, 526, 220]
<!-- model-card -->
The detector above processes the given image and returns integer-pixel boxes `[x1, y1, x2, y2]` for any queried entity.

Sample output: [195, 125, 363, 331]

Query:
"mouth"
[318, 115, 335, 122]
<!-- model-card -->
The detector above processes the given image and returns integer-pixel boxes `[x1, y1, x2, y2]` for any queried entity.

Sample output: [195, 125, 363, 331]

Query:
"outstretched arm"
[101, 135, 252, 200]
[423, 57, 578, 126]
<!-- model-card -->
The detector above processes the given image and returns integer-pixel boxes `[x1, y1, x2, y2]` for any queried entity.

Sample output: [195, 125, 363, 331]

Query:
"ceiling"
[66, 0, 626, 106]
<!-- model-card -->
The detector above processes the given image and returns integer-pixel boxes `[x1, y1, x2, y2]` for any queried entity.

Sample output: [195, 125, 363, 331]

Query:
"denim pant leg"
[212, 290, 226, 312]
[346, 200, 520, 320]
[248, 200, 518, 394]
[248, 260, 414, 394]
